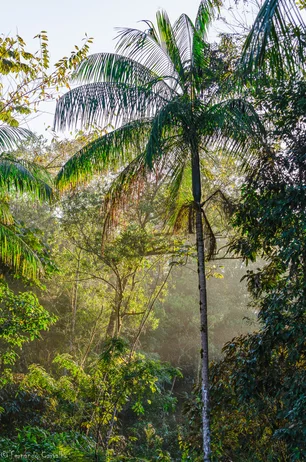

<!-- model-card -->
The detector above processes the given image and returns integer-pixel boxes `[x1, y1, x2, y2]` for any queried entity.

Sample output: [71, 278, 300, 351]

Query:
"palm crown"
[54, 1, 263, 203]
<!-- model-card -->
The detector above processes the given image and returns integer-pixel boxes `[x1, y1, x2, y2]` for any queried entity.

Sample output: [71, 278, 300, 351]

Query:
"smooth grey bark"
[195, 206, 211, 462]
[191, 138, 211, 461]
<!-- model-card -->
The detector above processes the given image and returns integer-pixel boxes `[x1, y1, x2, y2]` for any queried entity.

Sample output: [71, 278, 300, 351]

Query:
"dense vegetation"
[0, 0, 305, 460]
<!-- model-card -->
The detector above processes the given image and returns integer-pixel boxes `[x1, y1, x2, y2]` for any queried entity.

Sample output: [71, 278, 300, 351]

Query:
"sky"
[1, 0, 201, 60]
[0, 0, 256, 137]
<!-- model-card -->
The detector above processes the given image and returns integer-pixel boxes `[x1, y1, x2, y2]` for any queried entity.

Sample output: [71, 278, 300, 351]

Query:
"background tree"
[0, 30, 94, 281]
[0, 32, 92, 130]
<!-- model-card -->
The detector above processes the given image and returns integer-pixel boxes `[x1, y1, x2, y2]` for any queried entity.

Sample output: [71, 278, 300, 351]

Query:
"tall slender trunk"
[191, 138, 211, 461]
[195, 205, 211, 461]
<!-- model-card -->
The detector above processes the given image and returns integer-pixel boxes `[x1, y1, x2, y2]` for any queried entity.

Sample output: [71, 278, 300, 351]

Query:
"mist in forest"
[142, 257, 257, 381]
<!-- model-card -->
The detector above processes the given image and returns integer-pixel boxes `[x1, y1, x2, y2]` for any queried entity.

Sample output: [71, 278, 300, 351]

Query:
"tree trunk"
[105, 309, 116, 338]
[191, 137, 211, 461]
[106, 278, 123, 338]
[70, 249, 81, 352]
[195, 205, 211, 462]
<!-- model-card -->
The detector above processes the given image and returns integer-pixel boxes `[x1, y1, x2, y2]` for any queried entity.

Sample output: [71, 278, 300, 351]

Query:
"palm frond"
[173, 14, 194, 69]
[165, 153, 192, 226]
[202, 208, 217, 259]
[115, 26, 179, 86]
[145, 97, 184, 168]
[54, 82, 165, 131]
[173, 202, 195, 234]
[56, 119, 152, 189]
[192, 14, 212, 82]
[167, 155, 189, 204]
[156, 10, 185, 84]
[0, 153, 53, 201]
[241, 0, 306, 78]
[0, 198, 14, 225]
[201, 189, 235, 217]
[202, 99, 266, 159]
[71, 52, 175, 106]
[0, 125, 33, 151]
[195, 0, 220, 37]
[101, 152, 148, 242]
[72, 52, 157, 85]
[0, 221, 44, 281]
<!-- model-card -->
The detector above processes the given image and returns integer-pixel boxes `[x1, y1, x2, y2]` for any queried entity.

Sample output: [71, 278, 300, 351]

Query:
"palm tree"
[0, 125, 53, 281]
[54, 1, 264, 459]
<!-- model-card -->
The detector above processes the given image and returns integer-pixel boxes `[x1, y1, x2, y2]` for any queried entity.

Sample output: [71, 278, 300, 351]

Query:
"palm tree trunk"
[191, 138, 211, 461]
[195, 205, 211, 462]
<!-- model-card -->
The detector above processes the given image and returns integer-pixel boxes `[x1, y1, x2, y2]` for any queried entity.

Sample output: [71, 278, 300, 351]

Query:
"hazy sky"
[0, 0, 255, 136]
[1, 0, 202, 59]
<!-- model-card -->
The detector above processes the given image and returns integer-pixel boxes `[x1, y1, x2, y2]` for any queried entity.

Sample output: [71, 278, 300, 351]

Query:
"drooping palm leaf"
[102, 147, 190, 239]
[0, 198, 14, 225]
[167, 153, 190, 204]
[115, 25, 179, 85]
[0, 153, 53, 201]
[0, 125, 32, 151]
[145, 97, 185, 168]
[0, 156, 53, 280]
[101, 152, 148, 241]
[201, 98, 266, 160]
[72, 52, 157, 86]
[0, 126, 54, 281]
[54, 82, 167, 131]
[195, 0, 221, 38]
[172, 201, 217, 258]
[0, 220, 44, 281]
[56, 119, 152, 188]
[201, 208, 217, 258]
[173, 201, 195, 234]
[241, 0, 306, 79]
[166, 157, 192, 228]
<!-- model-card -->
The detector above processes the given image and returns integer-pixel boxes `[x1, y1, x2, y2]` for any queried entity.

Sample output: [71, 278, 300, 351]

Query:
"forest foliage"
[0, 0, 305, 461]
